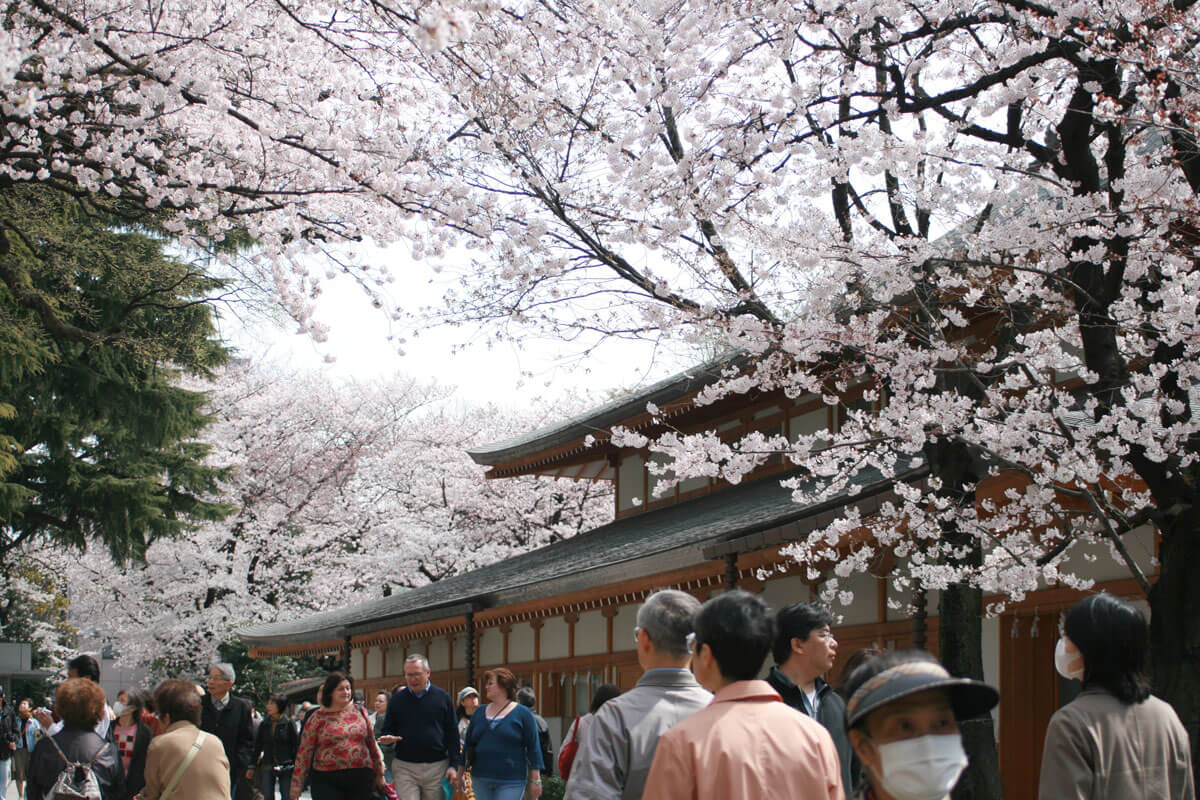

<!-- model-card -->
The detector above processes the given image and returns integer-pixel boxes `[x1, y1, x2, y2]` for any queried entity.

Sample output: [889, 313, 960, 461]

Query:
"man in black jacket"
[765, 602, 856, 796]
[201, 662, 255, 799]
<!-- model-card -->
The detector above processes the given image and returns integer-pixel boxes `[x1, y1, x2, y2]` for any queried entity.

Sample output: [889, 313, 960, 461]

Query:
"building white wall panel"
[509, 623, 535, 664]
[574, 610, 608, 656]
[479, 628, 503, 667]
[541, 617, 569, 660]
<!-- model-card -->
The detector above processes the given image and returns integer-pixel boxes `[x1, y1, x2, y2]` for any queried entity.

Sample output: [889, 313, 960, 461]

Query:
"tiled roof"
[238, 461, 923, 647]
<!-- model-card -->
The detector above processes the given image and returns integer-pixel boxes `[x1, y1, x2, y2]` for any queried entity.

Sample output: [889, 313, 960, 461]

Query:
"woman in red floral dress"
[290, 672, 385, 800]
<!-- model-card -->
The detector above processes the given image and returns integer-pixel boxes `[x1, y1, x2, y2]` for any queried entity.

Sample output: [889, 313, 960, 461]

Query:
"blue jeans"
[471, 778, 526, 800]
[0, 757, 9, 800]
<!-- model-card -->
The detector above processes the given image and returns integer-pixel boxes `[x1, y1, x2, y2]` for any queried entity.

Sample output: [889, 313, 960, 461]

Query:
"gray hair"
[210, 662, 236, 682]
[636, 590, 702, 657]
[404, 654, 430, 671]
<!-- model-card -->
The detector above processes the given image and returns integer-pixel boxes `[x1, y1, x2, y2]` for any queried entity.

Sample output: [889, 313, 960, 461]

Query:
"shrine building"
[240, 354, 1156, 799]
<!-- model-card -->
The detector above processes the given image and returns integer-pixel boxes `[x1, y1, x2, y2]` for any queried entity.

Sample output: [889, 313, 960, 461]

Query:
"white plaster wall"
[451, 633, 466, 669]
[365, 646, 383, 680]
[754, 405, 782, 420]
[509, 622, 535, 664]
[574, 610, 608, 656]
[541, 617, 570, 660]
[479, 628, 503, 666]
[428, 637, 449, 673]
[759, 574, 810, 614]
[836, 572, 880, 626]
[350, 649, 364, 679]
[981, 614, 1001, 735]
[387, 644, 407, 677]
[790, 407, 830, 443]
[617, 454, 645, 512]
[1057, 525, 1157, 584]
[886, 586, 941, 623]
[613, 604, 639, 653]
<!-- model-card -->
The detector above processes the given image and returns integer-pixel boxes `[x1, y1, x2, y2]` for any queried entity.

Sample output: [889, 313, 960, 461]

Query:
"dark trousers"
[260, 766, 294, 800]
[310, 767, 375, 800]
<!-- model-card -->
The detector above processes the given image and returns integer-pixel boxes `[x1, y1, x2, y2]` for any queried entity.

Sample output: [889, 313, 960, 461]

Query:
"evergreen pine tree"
[0, 186, 232, 564]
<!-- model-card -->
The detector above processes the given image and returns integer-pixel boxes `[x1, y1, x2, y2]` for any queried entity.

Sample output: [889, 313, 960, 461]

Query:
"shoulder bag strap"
[46, 732, 73, 766]
[160, 730, 208, 800]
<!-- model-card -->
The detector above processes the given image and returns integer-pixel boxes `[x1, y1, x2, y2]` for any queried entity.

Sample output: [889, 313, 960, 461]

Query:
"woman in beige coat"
[137, 680, 231, 800]
[1039, 594, 1194, 800]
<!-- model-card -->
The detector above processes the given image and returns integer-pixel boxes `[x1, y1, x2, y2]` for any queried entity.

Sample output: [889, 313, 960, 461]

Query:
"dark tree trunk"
[941, 583, 1004, 800]
[1149, 511, 1200, 791]
[927, 437, 1004, 800]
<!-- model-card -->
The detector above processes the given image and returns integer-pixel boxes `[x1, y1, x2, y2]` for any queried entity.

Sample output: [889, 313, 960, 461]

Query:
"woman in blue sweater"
[463, 668, 544, 800]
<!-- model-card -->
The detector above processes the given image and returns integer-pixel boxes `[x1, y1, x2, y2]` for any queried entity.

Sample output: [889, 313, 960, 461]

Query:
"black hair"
[118, 687, 145, 716]
[694, 590, 776, 682]
[773, 603, 835, 665]
[267, 694, 289, 715]
[67, 654, 101, 683]
[319, 672, 353, 707]
[841, 649, 938, 732]
[516, 687, 537, 708]
[1064, 593, 1151, 704]
[589, 684, 620, 714]
[139, 688, 156, 715]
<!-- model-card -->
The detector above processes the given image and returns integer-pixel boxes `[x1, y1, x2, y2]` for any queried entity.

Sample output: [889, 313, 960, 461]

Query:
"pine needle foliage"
[0, 187, 232, 564]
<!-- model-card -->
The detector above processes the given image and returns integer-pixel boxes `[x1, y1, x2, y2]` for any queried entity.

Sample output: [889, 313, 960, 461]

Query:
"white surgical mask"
[1055, 637, 1084, 680]
[112, 701, 128, 717]
[874, 733, 968, 800]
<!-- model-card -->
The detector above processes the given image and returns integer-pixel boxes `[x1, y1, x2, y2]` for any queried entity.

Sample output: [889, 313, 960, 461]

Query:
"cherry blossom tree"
[10, 0, 1200, 788]
[64, 363, 610, 677]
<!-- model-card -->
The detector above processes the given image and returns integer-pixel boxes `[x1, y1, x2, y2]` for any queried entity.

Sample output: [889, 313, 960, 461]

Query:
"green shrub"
[540, 775, 566, 800]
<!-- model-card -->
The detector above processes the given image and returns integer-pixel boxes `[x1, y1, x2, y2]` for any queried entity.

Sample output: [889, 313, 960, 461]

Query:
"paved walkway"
[3, 776, 312, 799]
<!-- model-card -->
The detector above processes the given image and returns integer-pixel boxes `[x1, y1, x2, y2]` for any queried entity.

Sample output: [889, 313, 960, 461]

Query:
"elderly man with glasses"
[201, 662, 255, 799]
[377, 654, 461, 800]
[565, 589, 711, 800]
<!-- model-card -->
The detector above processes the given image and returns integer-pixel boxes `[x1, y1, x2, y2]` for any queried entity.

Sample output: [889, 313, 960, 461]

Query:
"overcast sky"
[220, 261, 689, 410]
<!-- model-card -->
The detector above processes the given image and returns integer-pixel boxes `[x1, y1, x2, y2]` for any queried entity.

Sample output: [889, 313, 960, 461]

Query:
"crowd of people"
[0, 590, 1193, 800]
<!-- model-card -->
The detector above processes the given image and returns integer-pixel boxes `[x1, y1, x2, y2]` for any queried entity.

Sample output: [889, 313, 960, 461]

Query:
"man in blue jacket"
[378, 654, 461, 800]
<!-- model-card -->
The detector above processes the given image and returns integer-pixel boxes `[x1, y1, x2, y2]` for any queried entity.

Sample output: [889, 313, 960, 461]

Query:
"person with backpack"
[27, 678, 125, 800]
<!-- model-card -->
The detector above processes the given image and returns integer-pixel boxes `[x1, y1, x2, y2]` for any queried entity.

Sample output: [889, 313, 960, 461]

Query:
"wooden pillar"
[913, 583, 928, 650]
[500, 624, 512, 665]
[724, 553, 739, 590]
[531, 618, 544, 663]
[465, 612, 476, 689]
[446, 632, 456, 677]
[565, 612, 579, 659]
[602, 606, 618, 653]
[877, 577, 888, 624]
[342, 636, 352, 675]
[381, 643, 388, 680]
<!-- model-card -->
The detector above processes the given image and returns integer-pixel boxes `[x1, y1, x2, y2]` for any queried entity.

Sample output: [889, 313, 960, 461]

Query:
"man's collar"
[769, 665, 828, 695]
[638, 667, 702, 687]
[711, 679, 783, 704]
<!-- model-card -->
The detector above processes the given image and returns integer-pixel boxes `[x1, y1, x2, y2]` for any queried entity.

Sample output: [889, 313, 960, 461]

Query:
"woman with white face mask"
[1039, 594, 1194, 800]
[843, 650, 999, 800]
